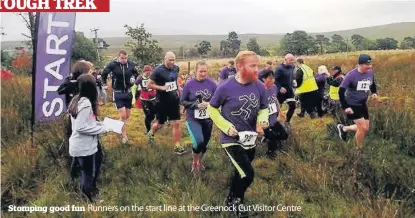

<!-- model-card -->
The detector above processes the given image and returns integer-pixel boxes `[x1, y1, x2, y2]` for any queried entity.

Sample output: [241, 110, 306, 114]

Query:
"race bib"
[238, 131, 258, 147]
[268, 103, 278, 115]
[142, 80, 149, 88]
[194, 108, 209, 119]
[97, 75, 102, 79]
[166, 81, 178, 92]
[357, 80, 371, 91]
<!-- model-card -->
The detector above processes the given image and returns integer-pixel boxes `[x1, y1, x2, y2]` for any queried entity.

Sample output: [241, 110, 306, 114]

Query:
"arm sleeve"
[101, 62, 113, 83]
[370, 78, 377, 94]
[339, 87, 349, 109]
[74, 107, 108, 135]
[295, 69, 304, 87]
[131, 84, 137, 99]
[180, 85, 198, 109]
[207, 105, 234, 134]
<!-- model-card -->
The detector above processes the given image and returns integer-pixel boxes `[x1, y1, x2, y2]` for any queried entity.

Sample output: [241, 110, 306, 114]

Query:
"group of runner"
[62, 49, 378, 215]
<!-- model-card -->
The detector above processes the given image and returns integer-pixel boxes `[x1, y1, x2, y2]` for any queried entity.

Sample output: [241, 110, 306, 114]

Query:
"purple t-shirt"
[219, 67, 237, 83]
[341, 68, 375, 106]
[264, 84, 279, 126]
[210, 77, 268, 144]
[181, 78, 217, 121]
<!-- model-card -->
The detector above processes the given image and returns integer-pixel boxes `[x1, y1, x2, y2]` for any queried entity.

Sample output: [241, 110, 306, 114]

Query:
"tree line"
[2, 16, 415, 74]
[280, 31, 415, 55]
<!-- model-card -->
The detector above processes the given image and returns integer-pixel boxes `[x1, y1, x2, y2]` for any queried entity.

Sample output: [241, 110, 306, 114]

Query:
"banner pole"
[31, 12, 40, 147]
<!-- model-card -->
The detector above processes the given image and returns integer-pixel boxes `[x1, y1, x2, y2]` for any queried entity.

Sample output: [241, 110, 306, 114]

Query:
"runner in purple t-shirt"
[218, 60, 237, 83]
[259, 70, 289, 159]
[180, 61, 217, 176]
[208, 51, 269, 217]
[336, 54, 378, 154]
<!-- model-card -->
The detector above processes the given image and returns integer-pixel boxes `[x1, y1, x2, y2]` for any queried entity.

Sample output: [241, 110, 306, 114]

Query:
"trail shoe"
[91, 194, 104, 204]
[121, 136, 128, 144]
[174, 145, 187, 155]
[146, 132, 155, 144]
[191, 162, 200, 177]
[232, 198, 248, 218]
[336, 124, 347, 141]
[266, 150, 277, 160]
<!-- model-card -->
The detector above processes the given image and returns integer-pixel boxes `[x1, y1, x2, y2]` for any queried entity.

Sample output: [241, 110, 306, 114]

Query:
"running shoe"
[146, 132, 155, 144]
[174, 145, 187, 155]
[232, 198, 248, 218]
[336, 124, 347, 141]
[121, 136, 128, 144]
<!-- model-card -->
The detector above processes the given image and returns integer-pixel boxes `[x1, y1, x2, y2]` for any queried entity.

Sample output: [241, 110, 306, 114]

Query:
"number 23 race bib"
[194, 108, 209, 119]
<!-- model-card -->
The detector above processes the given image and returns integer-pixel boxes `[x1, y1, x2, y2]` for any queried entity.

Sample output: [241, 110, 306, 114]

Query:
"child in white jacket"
[68, 74, 112, 203]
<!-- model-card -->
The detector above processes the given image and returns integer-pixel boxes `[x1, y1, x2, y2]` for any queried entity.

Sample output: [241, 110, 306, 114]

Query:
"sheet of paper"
[103, 117, 124, 134]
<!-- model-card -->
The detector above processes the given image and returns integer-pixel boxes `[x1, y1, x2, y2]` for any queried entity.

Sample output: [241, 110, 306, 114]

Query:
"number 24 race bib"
[238, 131, 258, 147]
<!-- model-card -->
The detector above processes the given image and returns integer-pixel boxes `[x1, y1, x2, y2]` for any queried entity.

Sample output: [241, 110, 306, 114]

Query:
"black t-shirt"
[150, 64, 180, 102]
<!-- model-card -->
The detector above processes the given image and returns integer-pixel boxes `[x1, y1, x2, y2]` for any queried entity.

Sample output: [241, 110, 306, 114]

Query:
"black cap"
[358, 54, 372, 65]
[331, 66, 342, 73]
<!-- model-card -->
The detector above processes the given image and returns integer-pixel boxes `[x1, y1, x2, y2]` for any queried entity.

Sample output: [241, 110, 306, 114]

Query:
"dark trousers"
[315, 91, 324, 117]
[71, 146, 103, 202]
[264, 122, 289, 152]
[277, 90, 296, 123]
[299, 91, 319, 118]
[224, 146, 256, 203]
[142, 99, 157, 133]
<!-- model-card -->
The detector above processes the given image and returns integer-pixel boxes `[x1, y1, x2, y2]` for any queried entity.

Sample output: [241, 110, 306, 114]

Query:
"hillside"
[2, 22, 415, 53]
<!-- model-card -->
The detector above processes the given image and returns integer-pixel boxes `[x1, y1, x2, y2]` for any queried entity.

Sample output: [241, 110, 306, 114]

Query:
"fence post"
[188, 61, 191, 73]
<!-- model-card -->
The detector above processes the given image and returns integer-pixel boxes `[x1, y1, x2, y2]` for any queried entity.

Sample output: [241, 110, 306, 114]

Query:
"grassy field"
[1, 50, 415, 218]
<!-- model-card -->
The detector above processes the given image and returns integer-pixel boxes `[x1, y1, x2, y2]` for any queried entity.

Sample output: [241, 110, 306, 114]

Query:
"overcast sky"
[1, 0, 415, 41]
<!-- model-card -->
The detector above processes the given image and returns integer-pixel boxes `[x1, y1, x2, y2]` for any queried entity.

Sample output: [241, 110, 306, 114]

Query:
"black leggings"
[72, 150, 102, 202]
[142, 100, 157, 133]
[224, 146, 256, 203]
[299, 91, 319, 117]
[277, 91, 296, 123]
[264, 122, 289, 152]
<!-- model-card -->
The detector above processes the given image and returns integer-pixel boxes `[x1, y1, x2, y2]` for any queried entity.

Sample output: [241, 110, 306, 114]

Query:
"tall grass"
[1, 50, 415, 218]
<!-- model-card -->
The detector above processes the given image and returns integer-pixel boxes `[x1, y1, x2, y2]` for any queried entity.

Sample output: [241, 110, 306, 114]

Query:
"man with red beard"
[208, 51, 269, 217]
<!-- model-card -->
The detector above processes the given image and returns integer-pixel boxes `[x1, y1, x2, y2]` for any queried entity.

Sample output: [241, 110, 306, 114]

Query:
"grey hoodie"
[69, 97, 108, 157]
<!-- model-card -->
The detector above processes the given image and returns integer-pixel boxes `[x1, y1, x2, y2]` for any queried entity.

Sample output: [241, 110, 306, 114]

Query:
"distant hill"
[2, 22, 415, 54]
